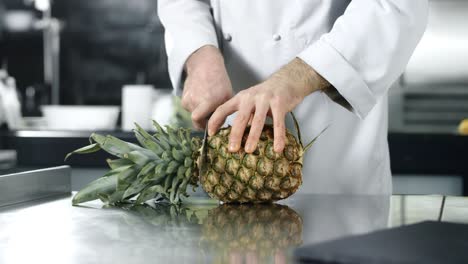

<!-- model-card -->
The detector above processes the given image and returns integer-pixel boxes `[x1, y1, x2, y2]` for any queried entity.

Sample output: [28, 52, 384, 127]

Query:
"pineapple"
[66, 113, 323, 205]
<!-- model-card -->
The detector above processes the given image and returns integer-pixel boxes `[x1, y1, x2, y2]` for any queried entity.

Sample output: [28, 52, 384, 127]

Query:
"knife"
[198, 114, 212, 183]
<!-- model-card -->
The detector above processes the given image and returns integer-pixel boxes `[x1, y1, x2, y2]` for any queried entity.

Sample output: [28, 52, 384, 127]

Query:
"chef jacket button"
[224, 33, 232, 42]
[273, 34, 281, 41]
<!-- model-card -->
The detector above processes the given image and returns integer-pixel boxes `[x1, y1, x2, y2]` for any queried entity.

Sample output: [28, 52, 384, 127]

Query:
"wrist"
[185, 45, 224, 75]
[272, 58, 330, 98]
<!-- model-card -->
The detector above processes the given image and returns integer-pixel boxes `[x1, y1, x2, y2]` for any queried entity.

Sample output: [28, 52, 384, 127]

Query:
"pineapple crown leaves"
[290, 112, 329, 152]
[66, 121, 198, 206]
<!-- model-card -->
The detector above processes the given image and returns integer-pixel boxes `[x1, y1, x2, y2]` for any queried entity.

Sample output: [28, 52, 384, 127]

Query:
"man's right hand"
[182, 45, 233, 130]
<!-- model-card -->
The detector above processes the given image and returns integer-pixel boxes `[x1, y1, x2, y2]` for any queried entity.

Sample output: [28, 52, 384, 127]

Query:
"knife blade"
[198, 114, 212, 183]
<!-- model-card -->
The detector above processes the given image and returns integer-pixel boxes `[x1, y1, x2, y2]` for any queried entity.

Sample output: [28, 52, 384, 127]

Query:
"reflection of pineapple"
[67, 114, 322, 205]
[201, 203, 303, 261]
[113, 203, 213, 261]
[127, 202, 303, 263]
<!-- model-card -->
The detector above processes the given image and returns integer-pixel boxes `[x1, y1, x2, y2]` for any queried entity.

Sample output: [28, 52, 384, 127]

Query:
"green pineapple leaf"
[72, 174, 118, 205]
[65, 143, 101, 161]
[136, 185, 165, 204]
[106, 158, 133, 170]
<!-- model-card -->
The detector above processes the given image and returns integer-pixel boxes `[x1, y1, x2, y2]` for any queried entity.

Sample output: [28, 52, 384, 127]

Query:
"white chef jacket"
[295, 195, 389, 245]
[158, 0, 428, 194]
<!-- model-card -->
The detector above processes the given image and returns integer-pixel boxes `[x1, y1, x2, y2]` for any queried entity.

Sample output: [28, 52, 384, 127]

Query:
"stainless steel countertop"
[0, 194, 467, 264]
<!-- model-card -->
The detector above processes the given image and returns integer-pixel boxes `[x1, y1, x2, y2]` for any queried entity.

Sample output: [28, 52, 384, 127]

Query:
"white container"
[122, 85, 156, 131]
[151, 90, 173, 127]
[41, 105, 120, 131]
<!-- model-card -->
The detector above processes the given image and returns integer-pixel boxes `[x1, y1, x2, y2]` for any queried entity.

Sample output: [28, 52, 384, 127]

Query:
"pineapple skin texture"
[199, 125, 304, 203]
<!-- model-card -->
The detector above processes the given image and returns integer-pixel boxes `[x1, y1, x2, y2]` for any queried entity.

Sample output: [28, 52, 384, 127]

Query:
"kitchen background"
[0, 0, 171, 107]
[0, 0, 467, 195]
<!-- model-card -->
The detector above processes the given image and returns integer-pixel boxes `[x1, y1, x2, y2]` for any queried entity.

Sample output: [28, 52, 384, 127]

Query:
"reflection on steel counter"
[0, 194, 396, 263]
[125, 203, 303, 263]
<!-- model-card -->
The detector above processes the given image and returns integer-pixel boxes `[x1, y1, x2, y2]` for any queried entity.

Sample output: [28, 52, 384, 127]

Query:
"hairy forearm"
[269, 57, 331, 98]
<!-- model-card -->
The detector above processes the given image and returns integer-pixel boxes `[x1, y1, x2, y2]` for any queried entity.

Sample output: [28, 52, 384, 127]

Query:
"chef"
[158, 1, 428, 194]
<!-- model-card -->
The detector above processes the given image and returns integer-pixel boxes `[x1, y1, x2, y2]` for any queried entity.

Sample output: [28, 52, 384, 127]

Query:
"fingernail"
[245, 143, 254, 153]
[229, 142, 238, 152]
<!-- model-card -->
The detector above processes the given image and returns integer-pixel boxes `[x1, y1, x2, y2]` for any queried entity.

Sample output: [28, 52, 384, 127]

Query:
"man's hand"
[182, 45, 233, 130]
[208, 58, 330, 153]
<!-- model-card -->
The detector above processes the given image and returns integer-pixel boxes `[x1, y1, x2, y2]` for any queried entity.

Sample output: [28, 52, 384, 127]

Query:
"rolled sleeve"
[298, 39, 377, 118]
[158, 0, 219, 95]
[166, 32, 218, 96]
[298, 0, 428, 119]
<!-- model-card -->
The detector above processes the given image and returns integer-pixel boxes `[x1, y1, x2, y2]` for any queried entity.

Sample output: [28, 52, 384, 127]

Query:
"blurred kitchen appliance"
[0, 69, 23, 129]
[28, 0, 63, 105]
[0, 150, 17, 170]
[41, 105, 119, 130]
[23, 84, 50, 116]
[392, 0, 468, 133]
[3, 10, 35, 32]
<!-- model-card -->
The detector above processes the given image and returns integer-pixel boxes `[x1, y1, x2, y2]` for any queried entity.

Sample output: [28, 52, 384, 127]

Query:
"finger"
[228, 106, 253, 152]
[208, 98, 238, 136]
[271, 104, 286, 153]
[181, 91, 194, 112]
[245, 102, 269, 153]
[246, 251, 259, 264]
[191, 101, 217, 130]
[274, 250, 287, 264]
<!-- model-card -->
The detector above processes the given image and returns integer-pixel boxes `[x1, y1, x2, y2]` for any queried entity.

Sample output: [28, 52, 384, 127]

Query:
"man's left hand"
[207, 57, 330, 154]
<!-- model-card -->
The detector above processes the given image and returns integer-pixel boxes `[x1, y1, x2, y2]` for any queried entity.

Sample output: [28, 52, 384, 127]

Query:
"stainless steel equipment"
[0, 69, 22, 129]
[0, 150, 17, 170]
[31, 0, 63, 105]
[0, 166, 71, 207]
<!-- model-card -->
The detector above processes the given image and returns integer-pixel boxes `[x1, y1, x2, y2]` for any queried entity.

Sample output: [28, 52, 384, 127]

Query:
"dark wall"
[0, 0, 171, 108]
